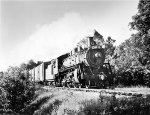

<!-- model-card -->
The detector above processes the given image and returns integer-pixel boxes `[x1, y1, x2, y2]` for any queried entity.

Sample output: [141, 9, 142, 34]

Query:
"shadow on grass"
[33, 99, 62, 115]
[21, 96, 51, 115]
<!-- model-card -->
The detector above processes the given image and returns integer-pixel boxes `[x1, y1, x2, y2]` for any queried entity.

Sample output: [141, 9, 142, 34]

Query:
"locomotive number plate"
[92, 46, 101, 49]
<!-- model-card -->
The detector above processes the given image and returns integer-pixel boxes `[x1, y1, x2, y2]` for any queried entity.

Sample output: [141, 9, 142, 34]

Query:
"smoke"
[10, 12, 93, 64]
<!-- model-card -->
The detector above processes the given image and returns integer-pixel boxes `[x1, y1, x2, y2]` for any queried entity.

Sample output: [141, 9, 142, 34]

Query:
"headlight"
[95, 52, 102, 58]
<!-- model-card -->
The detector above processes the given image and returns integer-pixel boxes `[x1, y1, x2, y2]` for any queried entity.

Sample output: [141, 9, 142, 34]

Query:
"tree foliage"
[130, 0, 150, 35]
[109, 0, 150, 87]
[130, 0, 150, 66]
[112, 37, 142, 71]
[104, 36, 116, 62]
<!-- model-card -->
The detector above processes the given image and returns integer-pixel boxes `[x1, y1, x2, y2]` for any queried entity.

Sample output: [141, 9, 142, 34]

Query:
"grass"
[21, 87, 150, 115]
[22, 88, 71, 115]
[81, 94, 150, 115]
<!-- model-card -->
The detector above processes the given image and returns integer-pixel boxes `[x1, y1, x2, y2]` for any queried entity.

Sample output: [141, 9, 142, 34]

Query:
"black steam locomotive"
[29, 30, 114, 88]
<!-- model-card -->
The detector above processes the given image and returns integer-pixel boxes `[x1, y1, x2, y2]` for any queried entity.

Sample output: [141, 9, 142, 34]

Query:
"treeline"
[109, 34, 150, 87]
[106, 0, 150, 87]
[106, 34, 150, 87]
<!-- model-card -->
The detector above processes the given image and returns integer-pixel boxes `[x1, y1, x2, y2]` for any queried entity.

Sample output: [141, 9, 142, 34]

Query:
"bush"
[115, 68, 150, 87]
[0, 67, 36, 114]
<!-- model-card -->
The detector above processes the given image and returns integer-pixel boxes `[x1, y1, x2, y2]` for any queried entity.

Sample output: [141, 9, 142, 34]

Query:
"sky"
[0, 0, 139, 71]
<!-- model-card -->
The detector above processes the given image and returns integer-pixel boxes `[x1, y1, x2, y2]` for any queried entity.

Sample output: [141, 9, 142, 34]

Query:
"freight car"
[29, 30, 114, 88]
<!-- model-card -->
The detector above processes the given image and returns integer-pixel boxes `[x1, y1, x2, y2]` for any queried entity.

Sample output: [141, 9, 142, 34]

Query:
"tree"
[7, 66, 23, 79]
[130, 0, 150, 66]
[111, 35, 143, 72]
[110, 0, 150, 87]
[20, 63, 28, 70]
[104, 36, 116, 63]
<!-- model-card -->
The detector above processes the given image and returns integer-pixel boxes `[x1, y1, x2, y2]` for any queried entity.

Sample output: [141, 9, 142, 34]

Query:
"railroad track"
[43, 86, 150, 98]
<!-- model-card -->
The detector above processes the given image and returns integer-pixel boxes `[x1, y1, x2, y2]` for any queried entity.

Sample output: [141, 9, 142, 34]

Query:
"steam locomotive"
[29, 30, 114, 88]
